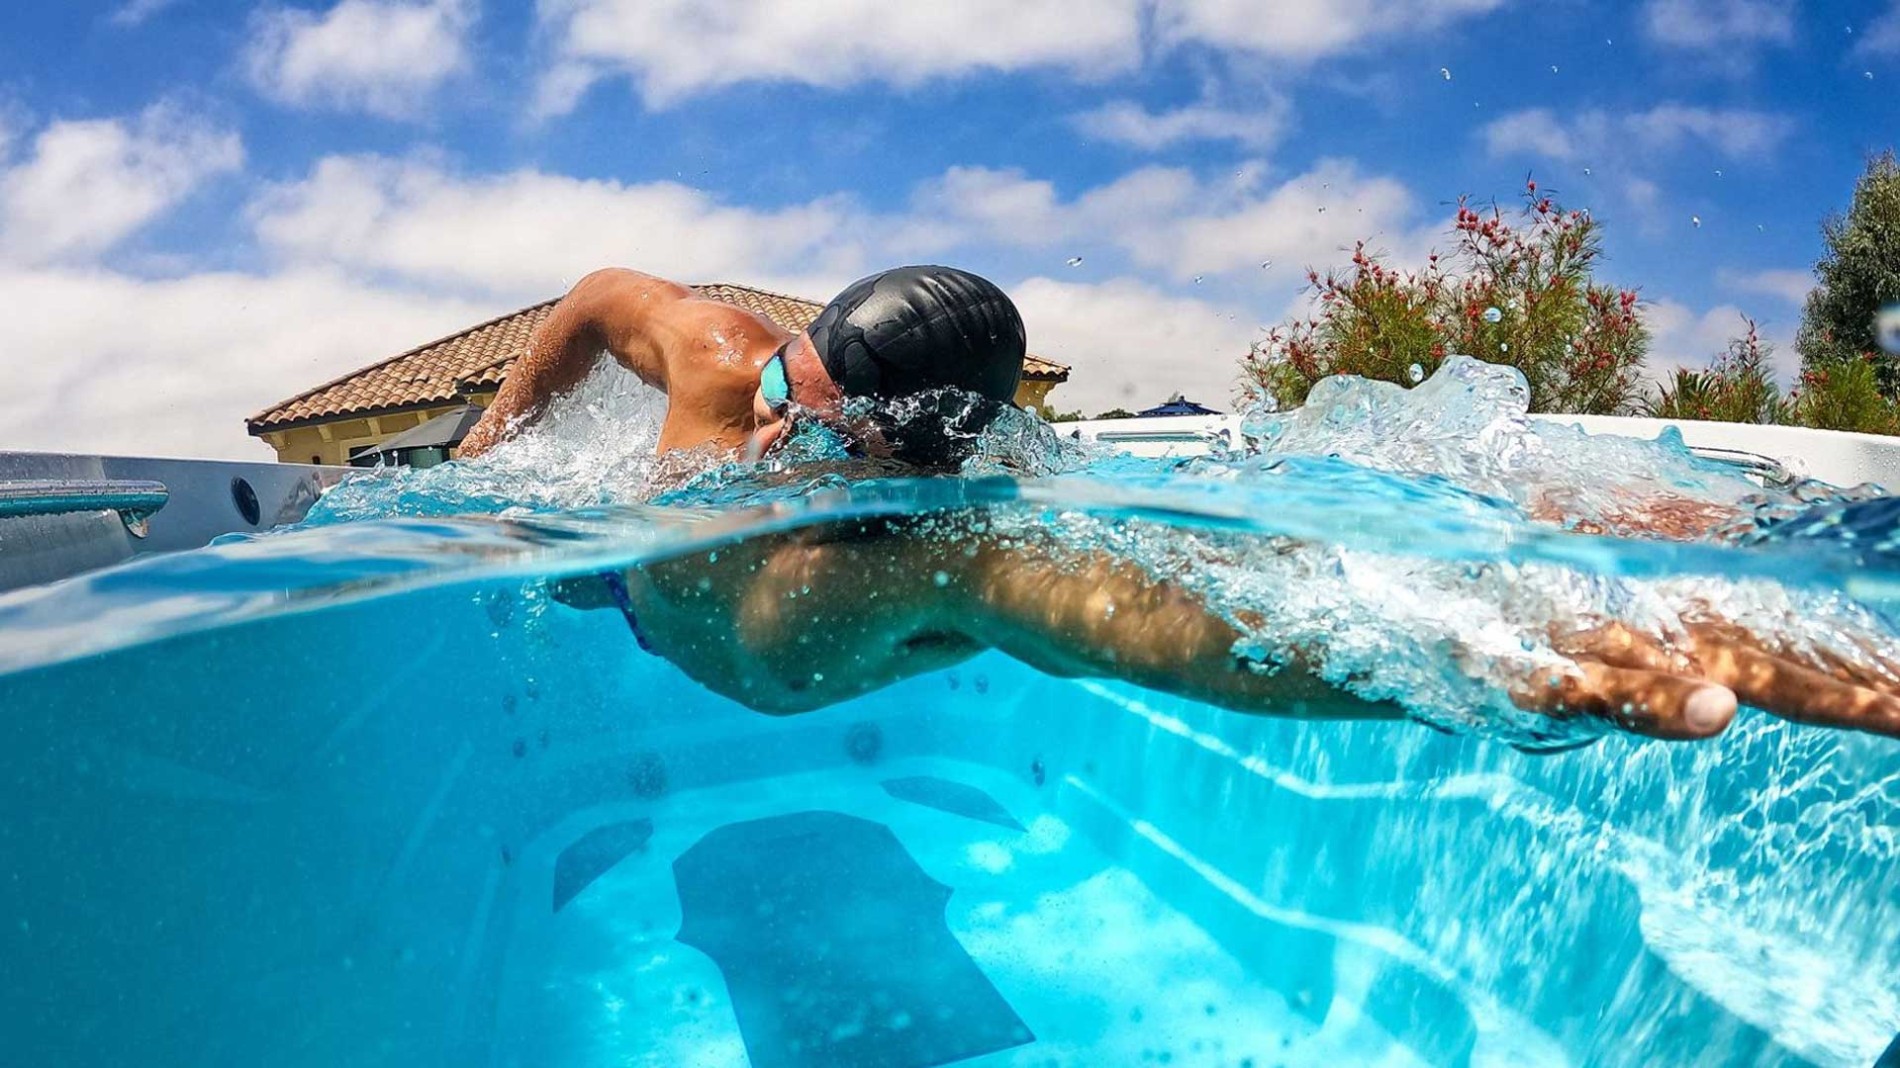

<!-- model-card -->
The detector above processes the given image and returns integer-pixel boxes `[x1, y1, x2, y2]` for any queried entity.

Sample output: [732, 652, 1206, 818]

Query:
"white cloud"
[911, 159, 1428, 283]
[244, 0, 474, 119]
[0, 105, 242, 265]
[1721, 267, 1813, 306]
[1011, 276, 1260, 413]
[0, 266, 488, 458]
[535, 0, 1144, 112]
[1862, 3, 1900, 54]
[1482, 105, 1794, 163]
[534, 0, 1507, 112]
[250, 155, 872, 301]
[108, 0, 182, 28]
[106, 0, 180, 27]
[1155, 0, 1506, 58]
[1643, 298, 1798, 382]
[1152, 160, 1425, 279]
[1072, 96, 1290, 151]
[1479, 109, 1578, 161]
[1641, 0, 1795, 52]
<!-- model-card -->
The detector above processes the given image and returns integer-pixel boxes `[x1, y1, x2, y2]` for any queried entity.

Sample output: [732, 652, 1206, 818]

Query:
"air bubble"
[1483, 307, 1503, 324]
[1876, 303, 1900, 356]
[933, 570, 951, 588]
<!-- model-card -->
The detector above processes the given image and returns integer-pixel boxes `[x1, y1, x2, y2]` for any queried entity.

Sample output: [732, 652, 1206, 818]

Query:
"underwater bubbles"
[1877, 303, 1900, 357]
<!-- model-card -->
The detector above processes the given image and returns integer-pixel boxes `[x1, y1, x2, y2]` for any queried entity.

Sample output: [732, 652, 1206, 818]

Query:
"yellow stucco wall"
[258, 405, 464, 465]
[1013, 379, 1056, 411]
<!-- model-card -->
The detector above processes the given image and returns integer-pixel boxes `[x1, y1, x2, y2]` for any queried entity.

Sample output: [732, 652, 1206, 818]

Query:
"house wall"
[1013, 379, 1057, 411]
[257, 406, 462, 465]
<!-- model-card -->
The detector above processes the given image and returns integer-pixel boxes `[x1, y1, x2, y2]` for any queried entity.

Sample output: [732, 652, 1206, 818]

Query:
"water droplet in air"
[1714, 169, 1723, 178]
[1193, 274, 1205, 284]
[1583, 166, 1593, 175]
[1440, 67, 1452, 80]
[1500, 342, 1510, 352]
[1691, 215, 1702, 228]
[1483, 306, 1503, 323]
[1407, 363, 1425, 383]
[1259, 259, 1273, 270]
[1866, 71, 1877, 81]
[1065, 256, 1083, 267]
[1550, 65, 1560, 74]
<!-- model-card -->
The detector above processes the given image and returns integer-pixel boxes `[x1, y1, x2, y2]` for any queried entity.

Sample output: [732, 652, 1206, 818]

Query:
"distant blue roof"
[1137, 396, 1222, 417]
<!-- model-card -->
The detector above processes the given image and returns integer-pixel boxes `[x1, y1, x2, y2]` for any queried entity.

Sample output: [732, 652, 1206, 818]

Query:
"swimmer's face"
[746, 332, 846, 459]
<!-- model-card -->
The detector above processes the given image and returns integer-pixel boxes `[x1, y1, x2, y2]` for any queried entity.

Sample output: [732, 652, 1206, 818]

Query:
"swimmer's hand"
[1520, 622, 1900, 740]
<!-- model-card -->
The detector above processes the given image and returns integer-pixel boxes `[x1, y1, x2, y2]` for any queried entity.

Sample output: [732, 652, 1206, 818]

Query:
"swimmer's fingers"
[1679, 628, 1900, 738]
[1685, 621, 1900, 699]
[1551, 622, 1696, 675]
[1510, 661, 1737, 740]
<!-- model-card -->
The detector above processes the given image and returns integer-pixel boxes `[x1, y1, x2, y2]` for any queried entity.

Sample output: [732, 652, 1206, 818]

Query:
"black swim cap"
[805, 266, 1026, 403]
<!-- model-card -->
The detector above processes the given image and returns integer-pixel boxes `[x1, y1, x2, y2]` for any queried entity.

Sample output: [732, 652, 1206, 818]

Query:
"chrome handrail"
[1091, 428, 1234, 446]
[0, 479, 169, 537]
[1687, 447, 1797, 488]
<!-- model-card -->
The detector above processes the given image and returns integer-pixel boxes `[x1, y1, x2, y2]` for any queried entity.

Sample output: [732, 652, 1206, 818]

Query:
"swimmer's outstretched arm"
[963, 541, 1900, 740]
[461, 269, 692, 456]
[956, 539, 1751, 738]
[600, 522, 1900, 740]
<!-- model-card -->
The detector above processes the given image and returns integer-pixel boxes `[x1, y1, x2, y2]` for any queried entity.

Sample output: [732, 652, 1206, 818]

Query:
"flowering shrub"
[1244, 183, 1649, 415]
[1645, 317, 1790, 425]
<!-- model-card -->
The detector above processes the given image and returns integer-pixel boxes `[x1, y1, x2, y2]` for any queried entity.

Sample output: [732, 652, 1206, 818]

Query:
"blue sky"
[2, 0, 1898, 457]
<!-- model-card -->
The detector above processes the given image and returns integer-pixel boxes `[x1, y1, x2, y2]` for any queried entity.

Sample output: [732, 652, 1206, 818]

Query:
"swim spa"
[2, 363, 1897, 1067]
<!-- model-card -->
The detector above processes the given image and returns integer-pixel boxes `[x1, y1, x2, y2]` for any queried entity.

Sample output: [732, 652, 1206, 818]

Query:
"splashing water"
[2, 355, 1898, 1064]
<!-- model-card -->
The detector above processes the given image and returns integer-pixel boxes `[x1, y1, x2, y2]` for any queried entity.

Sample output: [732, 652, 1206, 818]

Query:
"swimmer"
[461, 264, 1024, 465]
[468, 265, 1900, 742]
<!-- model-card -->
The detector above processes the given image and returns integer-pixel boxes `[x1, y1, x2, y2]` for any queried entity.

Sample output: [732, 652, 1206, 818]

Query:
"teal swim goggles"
[760, 343, 793, 416]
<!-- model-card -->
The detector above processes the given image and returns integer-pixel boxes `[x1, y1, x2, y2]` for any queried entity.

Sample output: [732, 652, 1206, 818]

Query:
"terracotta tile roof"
[246, 300, 557, 432]
[248, 282, 1069, 433]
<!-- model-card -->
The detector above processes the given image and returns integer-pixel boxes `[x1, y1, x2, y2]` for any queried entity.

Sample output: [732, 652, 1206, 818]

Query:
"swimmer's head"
[750, 266, 1026, 465]
[805, 265, 1026, 403]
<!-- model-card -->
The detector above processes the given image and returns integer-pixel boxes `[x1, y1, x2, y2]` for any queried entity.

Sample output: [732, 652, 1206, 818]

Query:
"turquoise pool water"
[1, 360, 1896, 1066]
